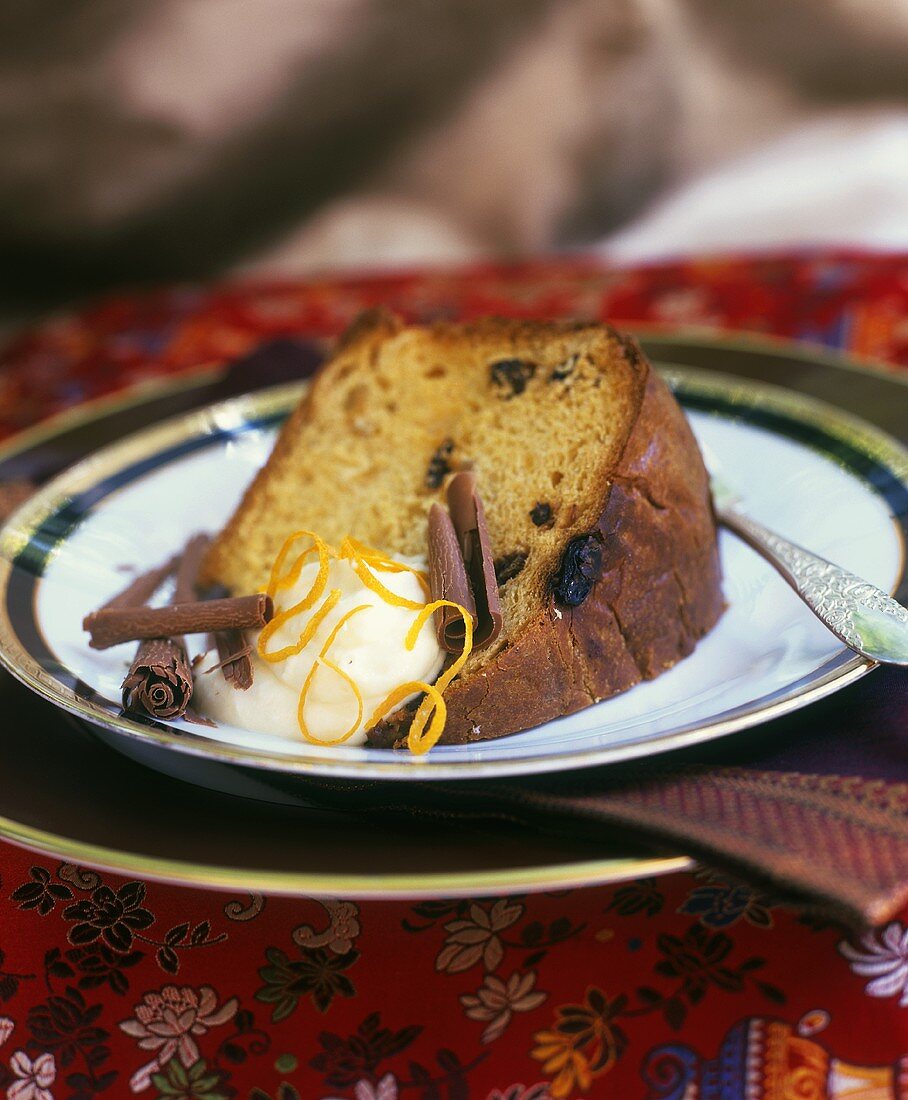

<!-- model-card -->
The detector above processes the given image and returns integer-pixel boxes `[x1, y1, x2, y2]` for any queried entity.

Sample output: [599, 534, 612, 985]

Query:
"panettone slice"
[201, 311, 723, 744]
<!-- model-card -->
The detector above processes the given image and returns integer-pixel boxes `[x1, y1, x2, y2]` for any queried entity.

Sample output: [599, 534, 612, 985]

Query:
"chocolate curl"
[122, 637, 193, 720]
[202, 583, 255, 691]
[174, 534, 210, 604]
[428, 504, 477, 652]
[214, 631, 254, 689]
[84, 595, 273, 650]
[199, 630, 254, 690]
[445, 471, 503, 648]
[109, 539, 210, 722]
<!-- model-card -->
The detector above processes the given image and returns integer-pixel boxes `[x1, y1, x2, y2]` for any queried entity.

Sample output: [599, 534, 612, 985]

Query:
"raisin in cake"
[201, 311, 723, 744]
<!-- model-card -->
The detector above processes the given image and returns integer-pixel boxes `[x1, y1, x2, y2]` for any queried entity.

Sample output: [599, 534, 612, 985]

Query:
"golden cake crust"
[367, 331, 723, 745]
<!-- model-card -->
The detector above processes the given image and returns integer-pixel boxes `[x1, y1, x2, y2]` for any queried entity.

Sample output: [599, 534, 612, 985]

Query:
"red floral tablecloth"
[1, 252, 907, 1099]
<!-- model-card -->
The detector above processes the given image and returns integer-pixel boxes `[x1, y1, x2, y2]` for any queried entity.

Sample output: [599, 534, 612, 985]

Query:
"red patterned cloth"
[1, 847, 907, 1100]
[2, 251, 908, 443]
[0, 251, 907, 1098]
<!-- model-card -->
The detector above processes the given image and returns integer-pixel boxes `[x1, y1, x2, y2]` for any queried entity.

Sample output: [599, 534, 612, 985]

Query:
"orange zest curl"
[257, 587, 341, 663]
[348, 558, 426, 610]
[407, 601, 473, 753]
[407, 688, 448, 755]
[339, 537, 431, 600]
[297, 603, 369, 746]
[257, 530, 473, 755]
[407, 600, 474, 693]
[367, 680, 447, 757]
[338, 535, 383, 561]
[265, 530, 330, 598]
[257, 530, 335, 662]
[366, 600, 473, 756]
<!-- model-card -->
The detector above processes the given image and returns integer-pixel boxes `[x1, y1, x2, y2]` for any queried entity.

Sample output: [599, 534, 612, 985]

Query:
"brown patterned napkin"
[289, 665, 908, 929]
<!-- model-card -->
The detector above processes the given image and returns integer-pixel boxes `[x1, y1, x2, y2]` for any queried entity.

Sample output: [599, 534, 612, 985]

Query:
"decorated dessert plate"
[0, 365, 906, 794]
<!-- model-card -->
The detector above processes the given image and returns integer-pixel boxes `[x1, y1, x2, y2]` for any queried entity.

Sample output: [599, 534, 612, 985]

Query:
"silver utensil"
[711, 476, 908, 666]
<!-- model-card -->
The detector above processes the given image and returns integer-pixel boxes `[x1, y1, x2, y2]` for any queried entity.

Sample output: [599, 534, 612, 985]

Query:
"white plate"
[1, 368, 906, 787]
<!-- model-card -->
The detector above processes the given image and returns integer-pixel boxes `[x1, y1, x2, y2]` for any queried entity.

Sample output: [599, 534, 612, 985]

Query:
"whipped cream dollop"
[194, 553, 445, 746]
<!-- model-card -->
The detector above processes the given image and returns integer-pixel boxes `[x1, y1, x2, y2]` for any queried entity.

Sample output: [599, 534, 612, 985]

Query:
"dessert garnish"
[367, 596, 472, 754]
[199, 641, 254, 680]
[253, 530, 473, 754]
[427, 503, 476, 650]
[122, 637, 194, 720]
[119, 535, 208, 721]
[200, 584, 255, 690]
[444, 472, 502, 646]
[82, 534, 242, 721]
[84, 593, 273, 649]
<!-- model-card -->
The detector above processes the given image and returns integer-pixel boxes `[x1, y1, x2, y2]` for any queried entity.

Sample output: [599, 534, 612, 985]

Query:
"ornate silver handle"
[717, 506, 908, 666]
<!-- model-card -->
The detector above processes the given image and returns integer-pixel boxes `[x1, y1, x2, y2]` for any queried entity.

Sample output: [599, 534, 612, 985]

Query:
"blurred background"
[1, 0, 907, 328]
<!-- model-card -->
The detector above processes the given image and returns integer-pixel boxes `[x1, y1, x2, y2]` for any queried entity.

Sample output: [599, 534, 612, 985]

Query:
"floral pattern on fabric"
[840, 922, 908, 1006]
[7, 1051, 56, 1100]
[118, 985, 239, 1091]
[0, 855, 901, 1097]
[460, 972, 546, 1043]
[1, 252, 906, 443]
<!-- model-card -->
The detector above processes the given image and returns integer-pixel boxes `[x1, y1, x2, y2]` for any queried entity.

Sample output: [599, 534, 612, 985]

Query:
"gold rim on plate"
[0, 809, 693, 898]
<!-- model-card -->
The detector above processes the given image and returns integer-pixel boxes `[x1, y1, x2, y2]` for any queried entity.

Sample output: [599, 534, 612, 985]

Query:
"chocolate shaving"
[107, 534, 212, 722]
[174, 534, 210, 604]
[445, 471, 502, 648]
[427, 504, 477, 652]
[122, 637, 193, 720]
[201, 582, 255, 690]
[85, 594, 273, 650]
[202, 634, 255, 688]
[182, 709, 218, 728]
